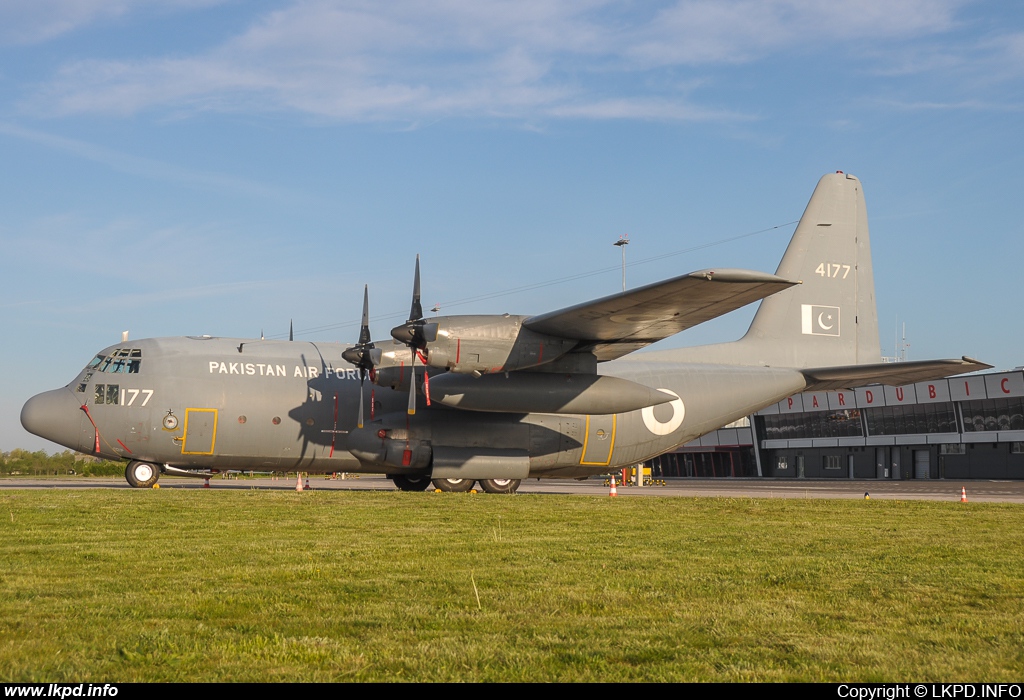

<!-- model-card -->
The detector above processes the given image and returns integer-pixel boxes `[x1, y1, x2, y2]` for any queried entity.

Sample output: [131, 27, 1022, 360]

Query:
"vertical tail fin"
[656, 172, 882, 368]
[742, 171, 880, 367]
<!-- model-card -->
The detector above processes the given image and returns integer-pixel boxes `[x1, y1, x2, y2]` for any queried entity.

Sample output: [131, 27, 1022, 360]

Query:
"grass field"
[1, 489, 1022, 682]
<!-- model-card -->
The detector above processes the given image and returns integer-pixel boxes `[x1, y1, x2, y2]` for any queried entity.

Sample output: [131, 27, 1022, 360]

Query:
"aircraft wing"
[524, 269, 798, 361]
[802, 357, 993, 391]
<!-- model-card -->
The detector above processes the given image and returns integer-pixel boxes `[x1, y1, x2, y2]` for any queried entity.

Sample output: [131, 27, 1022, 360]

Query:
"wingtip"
[962, 356, 995, 370]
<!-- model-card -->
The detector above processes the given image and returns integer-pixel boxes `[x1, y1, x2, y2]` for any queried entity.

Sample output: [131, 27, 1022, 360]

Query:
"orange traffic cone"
[960, 487, 967, 503]
[295, 473, 303, 492]
[304, 474, 311, 490]
[609, 476, 618, 498]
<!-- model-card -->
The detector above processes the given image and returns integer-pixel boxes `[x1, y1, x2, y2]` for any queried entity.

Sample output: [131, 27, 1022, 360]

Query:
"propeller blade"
[357, 284, 371, 346]
[342, 285, 378, 371]
[358, 373, 365, 429]
[407, 356, 417, 416]
[409, 254, 422, 323]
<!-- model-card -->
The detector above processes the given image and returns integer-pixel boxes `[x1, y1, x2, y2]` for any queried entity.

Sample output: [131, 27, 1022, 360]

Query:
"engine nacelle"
[420, 314, 576, 374]
[427, 372, 674, 414]
[364, 314, 577, 390]
[347, 419, 431, 470]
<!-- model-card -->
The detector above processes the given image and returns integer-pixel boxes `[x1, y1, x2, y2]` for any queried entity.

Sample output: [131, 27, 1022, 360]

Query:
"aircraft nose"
[21, 389, 85, 451]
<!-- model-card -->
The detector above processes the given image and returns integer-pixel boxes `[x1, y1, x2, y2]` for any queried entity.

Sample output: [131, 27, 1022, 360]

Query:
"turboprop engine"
[391, 314, 577, 375]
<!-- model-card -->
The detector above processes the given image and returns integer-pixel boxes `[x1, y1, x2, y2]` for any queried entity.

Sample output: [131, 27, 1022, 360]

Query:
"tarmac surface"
[2, 475, 1023, 503]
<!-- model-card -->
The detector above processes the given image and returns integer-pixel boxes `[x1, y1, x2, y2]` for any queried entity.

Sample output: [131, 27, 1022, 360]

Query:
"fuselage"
[21, 335, 809, 478]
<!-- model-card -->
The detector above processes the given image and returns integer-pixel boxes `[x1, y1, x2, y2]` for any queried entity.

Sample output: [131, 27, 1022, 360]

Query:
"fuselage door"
[580, 414, 616, 466]
[182, 408, 218, 455]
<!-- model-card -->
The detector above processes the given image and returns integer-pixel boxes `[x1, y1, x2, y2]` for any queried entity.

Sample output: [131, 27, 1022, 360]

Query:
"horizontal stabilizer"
[802, 357, 993, 391]
[525, 269, 798, 361]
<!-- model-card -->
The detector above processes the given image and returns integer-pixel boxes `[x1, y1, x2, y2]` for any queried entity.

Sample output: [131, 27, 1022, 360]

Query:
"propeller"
[389, 255, 439, 349]
[390, 255, 438, 415]
[341, 285, 381, 428]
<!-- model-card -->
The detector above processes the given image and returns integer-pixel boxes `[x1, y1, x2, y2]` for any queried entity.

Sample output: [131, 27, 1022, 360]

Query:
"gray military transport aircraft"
[22, 172, 990, 492]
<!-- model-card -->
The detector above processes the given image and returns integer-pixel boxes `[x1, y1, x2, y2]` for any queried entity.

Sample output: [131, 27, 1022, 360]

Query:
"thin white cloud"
[628, 0, 964, 66]
[874, 99, 1024, 112]
[0, 122, 300, 201]
[17, 0, 999, 123]
[0, 0, 226, 46]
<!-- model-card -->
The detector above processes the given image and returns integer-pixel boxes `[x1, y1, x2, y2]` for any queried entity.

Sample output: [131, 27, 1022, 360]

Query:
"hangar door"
[913, 450, 930, 479]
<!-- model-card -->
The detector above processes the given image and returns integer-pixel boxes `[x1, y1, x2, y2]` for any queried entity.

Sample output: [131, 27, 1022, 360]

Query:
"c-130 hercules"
[22, 172, 989, 492]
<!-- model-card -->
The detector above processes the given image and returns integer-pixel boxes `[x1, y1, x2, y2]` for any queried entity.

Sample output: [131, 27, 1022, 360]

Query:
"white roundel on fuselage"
[641, 389, 685, 436]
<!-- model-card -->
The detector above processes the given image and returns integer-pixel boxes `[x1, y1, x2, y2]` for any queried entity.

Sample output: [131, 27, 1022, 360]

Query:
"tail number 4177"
[815, 263, 851, 279]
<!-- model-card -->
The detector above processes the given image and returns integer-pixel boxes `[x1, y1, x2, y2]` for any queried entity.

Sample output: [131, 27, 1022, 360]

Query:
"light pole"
[613, 234, 629, 292]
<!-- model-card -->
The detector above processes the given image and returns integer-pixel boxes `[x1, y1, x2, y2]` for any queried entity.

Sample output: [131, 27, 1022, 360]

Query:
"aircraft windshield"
[87, 348, 142, 374]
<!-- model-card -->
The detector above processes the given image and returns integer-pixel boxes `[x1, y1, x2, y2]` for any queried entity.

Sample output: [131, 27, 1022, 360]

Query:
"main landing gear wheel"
[478, 478, 520, 494]
[125, 461, 160, 489]
[431, 477, 476, 493]
[391, 474, 432, 492]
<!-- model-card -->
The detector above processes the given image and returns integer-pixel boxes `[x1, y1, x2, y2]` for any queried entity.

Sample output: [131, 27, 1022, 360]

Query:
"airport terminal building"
[646, 368, 1024, 481]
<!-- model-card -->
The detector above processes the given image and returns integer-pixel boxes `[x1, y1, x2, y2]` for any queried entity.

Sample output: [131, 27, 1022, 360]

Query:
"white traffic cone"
[305, 474, 311, 490]
[609, 475, 618, 498]
[295, 473, 303, 492]
[960, 487, 968, 503]
[203, 477, 210, 489]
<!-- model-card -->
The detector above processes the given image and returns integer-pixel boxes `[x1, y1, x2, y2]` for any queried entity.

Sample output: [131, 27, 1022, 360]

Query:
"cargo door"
[182, 408, 218, 455]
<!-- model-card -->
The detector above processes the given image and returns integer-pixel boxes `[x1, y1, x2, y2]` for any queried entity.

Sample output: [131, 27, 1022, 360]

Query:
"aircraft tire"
[391, 474, 432, 492]
[125, 461, 160, 489]
[478, 478, 520, 494]
[431, 477, 476, 493]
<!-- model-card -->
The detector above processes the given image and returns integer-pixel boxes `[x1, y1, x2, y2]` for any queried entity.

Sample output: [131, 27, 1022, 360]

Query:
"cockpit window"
[92, 348, 142, 373]
[94, 384, 120, 405]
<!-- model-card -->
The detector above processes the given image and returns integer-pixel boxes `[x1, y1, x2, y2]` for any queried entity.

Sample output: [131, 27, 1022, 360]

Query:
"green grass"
[1, 489, 1022, 682]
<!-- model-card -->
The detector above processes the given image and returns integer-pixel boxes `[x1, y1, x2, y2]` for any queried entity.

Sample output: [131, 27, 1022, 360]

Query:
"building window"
[864, 403, 957, 435]
[940, 444, 966, 455]
[823, 455, 842, 470]
[762, 409, 863, 439]
[961, 398, 1024, 432]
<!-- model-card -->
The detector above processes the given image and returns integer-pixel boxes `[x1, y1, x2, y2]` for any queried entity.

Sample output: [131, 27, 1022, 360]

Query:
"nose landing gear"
[125, 461, 160, 488]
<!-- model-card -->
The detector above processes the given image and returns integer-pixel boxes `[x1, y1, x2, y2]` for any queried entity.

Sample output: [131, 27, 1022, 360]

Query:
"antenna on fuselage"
[289, 320, 294, 341]
[121, 331, 129, 342]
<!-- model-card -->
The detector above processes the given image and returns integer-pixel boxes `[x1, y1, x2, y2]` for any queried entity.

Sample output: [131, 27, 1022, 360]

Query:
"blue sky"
[3, 0, 1023, 451]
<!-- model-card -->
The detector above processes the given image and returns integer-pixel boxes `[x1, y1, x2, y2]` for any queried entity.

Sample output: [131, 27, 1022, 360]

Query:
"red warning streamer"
[329, 393, 338, 458]
[414, 351, 432, 406]
[80, 404, 100, 453]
